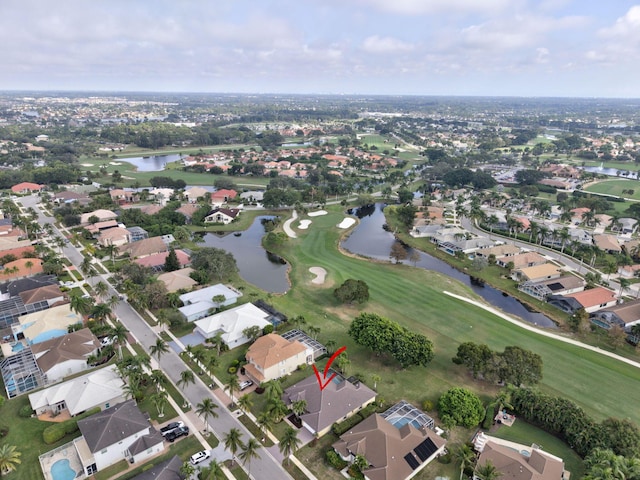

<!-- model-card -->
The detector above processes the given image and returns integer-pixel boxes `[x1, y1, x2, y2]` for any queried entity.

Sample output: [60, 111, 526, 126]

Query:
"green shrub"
[332, 413, 365, 436]
[63, 419, 79, 435]
[0, 425, 8, 437]
[297, 363, 308, 371]
[482, 404, 495, 430]
[19, 405, 33, 418]
[325, 450, 348, 470]
[263, 324, 274, 335]
[422, 400, 434, 411]
[43, 425, 66, 444]
[228, 367, 237, 374]
[438, 452, 452, 464]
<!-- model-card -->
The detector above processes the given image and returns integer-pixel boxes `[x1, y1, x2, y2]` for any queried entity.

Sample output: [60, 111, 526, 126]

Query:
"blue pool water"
[51, 459, 76, 480]
[11, 342, 24, 352]
[32, 329, 67, 344]
[391, 417, 421, 429]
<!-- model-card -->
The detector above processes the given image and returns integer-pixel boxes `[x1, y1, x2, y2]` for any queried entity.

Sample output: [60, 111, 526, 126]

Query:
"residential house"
[548, 286, 618, 314]
[518, 275, 585, 302]
[31, 328, 100, 382]
[244, 334, 312, 384]
[0, 238, 34, 255]
[184, 186, 209, 203]
[126, 226, 149, 242]
[512, 264, 562, 283]
[617, 218, 638, 235]
[80, 209, 118, 225]
[157, 268, 198, 292]
[109, 188, 139, 205]
[211, 189, 238, 205]
[0, 258, 44, 280]
[28, 365, 125, 416]
[438, 237, 494, 256]
[11, 182, 44, 194]
[84, 220, 119, 236]
[53, 190, 91, 206]
[0, 347, 45, 398]
[139, 205, 162, 216]
[283, 371, 377, 437]
[178, 283, 243, 322]
[19, 284, 65, 307]
[76, 400, 163, 474]
[118, 237, 168, 259]
[590, 299, 640, 330]
[175, 203, 201, 224]
[474, 435, 567, 480]
[239, 190, 264, 203]
[475, 244, 521, 259]
[193, 303, 272, 348]
[204, 207, 241, 224]
[132, 455, 183, 480]
[13, 303, 83, 345]
[333, 410, 446, 480]
[593, 234, 622, 254]
[497, 252, 546, 269]
[149, 188, 174, 206]
[618, 264, 640, 279]
[134, 249, 191, 272]
[0, 274, 58, 300]
[98, 227, 131, 247]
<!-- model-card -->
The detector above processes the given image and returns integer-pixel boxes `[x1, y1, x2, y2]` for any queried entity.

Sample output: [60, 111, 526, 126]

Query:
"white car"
[239, 380, 253, 390]
[190, 450, 210, 465]
[100, 336, 114, 347]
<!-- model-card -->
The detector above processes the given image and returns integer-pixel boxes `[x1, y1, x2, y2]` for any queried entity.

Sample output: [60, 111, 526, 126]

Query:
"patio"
[39, 440, 85, 480]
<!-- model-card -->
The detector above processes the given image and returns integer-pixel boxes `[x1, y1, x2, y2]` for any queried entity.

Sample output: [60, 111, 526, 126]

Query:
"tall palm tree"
[94, 281, 109, 301]
[0, 444, 22, 476]
[239, 438, 261, 476]
[224, 428, 245, 466]
[225, 375, 240, 405]
[150, 390, 168, 418]
[198, 459, 225, 480]
[279, 426, 301, 464]
[150, 338, 169, 362]
[256, 411, 274, 440]
[91, 303, 112, 324]
[178, 369, 196, 395]
[180, 461, 195, 479]
[110, 322, 128, 360]
[452, 443, 475, 480]
[237, 393, 253, 414]
[291, 399, 307, 420]
[69, 293, 92, 317]
[475, 460, 502, 480]
[196, 398, 219, 432]
[263, 379, 283, 402]
[370, 374, 381, 390]
[150, 369, 167, 392]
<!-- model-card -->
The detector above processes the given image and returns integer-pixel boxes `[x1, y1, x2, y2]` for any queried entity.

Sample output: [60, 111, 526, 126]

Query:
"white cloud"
[599, 5, 640, 40]
[362, 36, 415, 54]
[354, 0, 511, 15]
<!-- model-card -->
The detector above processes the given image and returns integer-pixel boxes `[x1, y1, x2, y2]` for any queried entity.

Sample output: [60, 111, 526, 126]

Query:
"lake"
[118, 154, 183, 171]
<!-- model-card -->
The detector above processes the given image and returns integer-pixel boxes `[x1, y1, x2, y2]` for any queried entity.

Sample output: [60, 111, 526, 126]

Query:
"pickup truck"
[165, 426, 189, 442]
[160, 421, 184, 436]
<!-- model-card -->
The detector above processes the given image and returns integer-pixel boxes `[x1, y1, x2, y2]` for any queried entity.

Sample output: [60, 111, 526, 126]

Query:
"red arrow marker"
[312, 346, 347, 391]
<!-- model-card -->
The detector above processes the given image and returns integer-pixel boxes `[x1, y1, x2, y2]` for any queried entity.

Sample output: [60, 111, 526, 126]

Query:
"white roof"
[80, 209, 117, 224]
[28, 365, 124, 416]
[179, 284, 241, 305]
[194, 303, 271, 345]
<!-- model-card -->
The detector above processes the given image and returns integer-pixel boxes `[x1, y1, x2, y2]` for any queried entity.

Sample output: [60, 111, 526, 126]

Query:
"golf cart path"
[444, 291, 640, 370]
[283, 210, 298, 238]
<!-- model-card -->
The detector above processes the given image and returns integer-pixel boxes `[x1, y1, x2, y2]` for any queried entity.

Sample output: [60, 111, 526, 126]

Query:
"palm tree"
[618, 277, 631, 297]
[267, 398, 289, 423]
[178, 369, 196, 395]
[24, 260, 33, 275]
[94, 281, 109, 301]
[279, 426, 301, 464]
[225, 375, 240, 406]
[149, 369, 167, 392]
[263, 379, 283, 402]
[150, 390, 168, 418]
[452, 443, 475, 480]
[69, 293, 92, 317]
[325, 339, 336, 355]
[475, 460, 502, 480]
[558, 227, 571, 253]
[180, 461, 196, 479]
[224, 428, 245, 466]
[291, 399, 307, 420]
[256, 411, 274, 440]
[196, 398, 219, 432]
[237, 393, 253, 414]
[156, 311, 171, 332]
[210, 331, 224, 356]
[239, 438, 261, 476]
[370, 374, 381, 390]
[198, 459, 225, 480]
[191, 346, 206, 371]
[110, 322, 128, 360]
[80, 256, 95, 278]
[0, 444, 22, 476]
[150, 338, 169, 362]
[91, 303, 112, 324]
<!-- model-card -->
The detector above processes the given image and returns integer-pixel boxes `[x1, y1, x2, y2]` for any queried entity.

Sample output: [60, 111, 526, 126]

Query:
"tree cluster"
[262, 188, 302, 208]
[334, 279, 369, 304]
[452, 342, 543, 386]
[348, 313, 434, 368]
[515, 169, 547, 185]
[394, 204, 418, 231]
[511, 387, 640, 458]
[148, 176, 187, 189]
[189, 247, 238, 283]
[438, 387, 485, 428]
[442, 168, 497, 189]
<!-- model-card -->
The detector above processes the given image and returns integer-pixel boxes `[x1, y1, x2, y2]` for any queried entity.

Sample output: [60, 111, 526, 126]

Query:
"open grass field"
[264, 206, 640, 426]
[584, 178, 640, 201]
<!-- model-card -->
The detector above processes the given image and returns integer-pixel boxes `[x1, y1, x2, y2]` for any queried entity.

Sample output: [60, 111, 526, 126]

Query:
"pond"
[581, 165, 640, 178]
[342, 203, 557, 328]
[118, 153, 183, 171]
[198, 216, 289, 293]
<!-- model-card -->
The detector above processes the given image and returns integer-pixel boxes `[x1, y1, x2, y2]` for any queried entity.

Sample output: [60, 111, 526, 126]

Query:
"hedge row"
[332, 403, 379, 436]
[43, 407, 101, 444]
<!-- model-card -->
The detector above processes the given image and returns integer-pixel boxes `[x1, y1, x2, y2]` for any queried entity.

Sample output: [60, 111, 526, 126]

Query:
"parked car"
[160, 421, 184, 436]
[100, 336, 114, 347]
[239, 380, 253, 390]
[165, 426, 189, 442]
[190, 450, 210, 465]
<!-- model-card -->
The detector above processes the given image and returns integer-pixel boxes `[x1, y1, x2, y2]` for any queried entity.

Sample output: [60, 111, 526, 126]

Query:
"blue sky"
[2, 0, 640, 97]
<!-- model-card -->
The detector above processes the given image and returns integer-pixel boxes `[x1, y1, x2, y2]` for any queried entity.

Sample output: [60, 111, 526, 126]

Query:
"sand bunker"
[80, 163, 93, 167]
[309, 267, 327, 285]
[338, 218, 356, 229]
[308, 210, 328, 217]
[109, 162, 123, 166]
[298, 219, 312, 230]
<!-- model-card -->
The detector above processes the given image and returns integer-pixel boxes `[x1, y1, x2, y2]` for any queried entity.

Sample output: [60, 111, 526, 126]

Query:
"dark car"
[160, 421, 184, 435]
[165, 426, 189, 442]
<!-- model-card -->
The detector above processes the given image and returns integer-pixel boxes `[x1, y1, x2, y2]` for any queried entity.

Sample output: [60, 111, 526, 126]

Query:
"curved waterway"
[342, 203, 557, 328]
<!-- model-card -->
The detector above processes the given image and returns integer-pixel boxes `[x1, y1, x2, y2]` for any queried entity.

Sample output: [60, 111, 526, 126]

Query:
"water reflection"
[198, 216, 289, 293]
[118, 154, 183, 172]
[342, 203, 557, 328]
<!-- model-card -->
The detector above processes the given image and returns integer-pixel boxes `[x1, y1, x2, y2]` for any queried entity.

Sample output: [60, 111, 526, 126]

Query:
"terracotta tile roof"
[19, 284, 63, 305]
[246, 334, 306, 370]
[477, 441, 565, 480]
[565, 287, 617, 308]
[118, 237, 168, 259]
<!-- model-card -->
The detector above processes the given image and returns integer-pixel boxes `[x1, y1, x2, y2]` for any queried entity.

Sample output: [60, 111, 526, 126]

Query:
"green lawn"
[585, 178, 640, 201]
[491, 420, 584, 478]
[264, 206, 640, 425]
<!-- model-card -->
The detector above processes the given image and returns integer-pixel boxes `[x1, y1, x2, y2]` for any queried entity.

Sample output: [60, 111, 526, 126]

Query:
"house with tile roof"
[176, 203, 201, 223]
[118, 237, 168, 259]
[498, 252, 547, 269]
[593, 234, 622, 253]
[211, 189, 238, 205]
[80, 209, 118, 225]
[132, 455, 182, 480]
[512, 264, 562, 283]
[31, 328, 100, 382]
[0, 258, 43, 280]
[28, 365, 125, 416]
[333, 412, 446, 480]
[518, 275, 584, 301]
[244, 334, 312, 384]
[19, 284, 65, 306]
[76, 400, 163, 474]
[134, 249, 191, 272]
[590, 299, 640, 330]
[204, 207, 241, 224]
[98, 227, 131, 247]
[184, 186, 209, 202]
[157, 267, 198, 292]
[11, 182, 44, 194]
[283, 371, 377, 437]
[548, 286, 618, 314]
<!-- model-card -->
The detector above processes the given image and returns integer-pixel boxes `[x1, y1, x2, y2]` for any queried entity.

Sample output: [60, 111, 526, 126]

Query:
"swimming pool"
[11, 342, 24, 352]
[391, 417, 422, 429]
[51, 459, 76, 480]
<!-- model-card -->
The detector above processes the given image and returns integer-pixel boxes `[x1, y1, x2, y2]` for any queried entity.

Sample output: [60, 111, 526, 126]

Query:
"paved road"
[18, 195, 292, 480]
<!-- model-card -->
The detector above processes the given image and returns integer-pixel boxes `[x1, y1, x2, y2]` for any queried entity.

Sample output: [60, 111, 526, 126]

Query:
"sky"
[2, 0, 640, 97]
